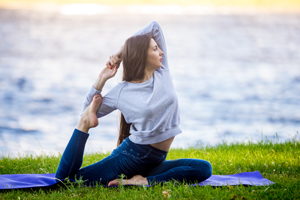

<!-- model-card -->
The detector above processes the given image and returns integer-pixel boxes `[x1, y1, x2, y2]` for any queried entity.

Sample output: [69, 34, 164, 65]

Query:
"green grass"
[0, 137, 299, 199]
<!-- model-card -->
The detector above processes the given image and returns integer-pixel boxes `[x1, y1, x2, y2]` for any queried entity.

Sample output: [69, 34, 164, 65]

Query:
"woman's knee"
[193, 159, 213, 180]
[203, 160, 213, 178]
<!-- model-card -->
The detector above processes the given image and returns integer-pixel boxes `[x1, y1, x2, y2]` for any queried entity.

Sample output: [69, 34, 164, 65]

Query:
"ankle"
[76, 117, 89, 134]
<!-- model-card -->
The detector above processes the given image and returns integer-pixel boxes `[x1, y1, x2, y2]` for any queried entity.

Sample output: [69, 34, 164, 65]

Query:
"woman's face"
[146, 38, 164, 70]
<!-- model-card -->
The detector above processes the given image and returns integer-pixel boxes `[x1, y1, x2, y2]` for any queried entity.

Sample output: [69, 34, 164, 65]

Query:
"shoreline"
[1, 137, 298, 159]
[0, 2, 300, 15]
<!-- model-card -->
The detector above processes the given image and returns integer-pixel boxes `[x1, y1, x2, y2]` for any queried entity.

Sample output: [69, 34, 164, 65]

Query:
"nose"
[160, 49, 164, 55]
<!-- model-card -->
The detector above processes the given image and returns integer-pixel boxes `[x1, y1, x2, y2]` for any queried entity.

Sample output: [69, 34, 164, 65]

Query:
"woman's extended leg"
[55, 95, 102, 182]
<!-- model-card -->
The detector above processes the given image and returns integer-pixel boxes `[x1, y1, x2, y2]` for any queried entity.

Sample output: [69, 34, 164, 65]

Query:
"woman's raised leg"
[55, 95, 102, 182]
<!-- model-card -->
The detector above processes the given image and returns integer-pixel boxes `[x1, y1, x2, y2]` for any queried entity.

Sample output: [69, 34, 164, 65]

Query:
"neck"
[143, 68, 155, 82]
[131, 68, 155, 83]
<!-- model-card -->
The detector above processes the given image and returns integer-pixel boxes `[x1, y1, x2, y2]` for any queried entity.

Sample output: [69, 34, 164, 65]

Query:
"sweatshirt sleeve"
[80, 85, 119, 118]
[132, 21, 169, 70]
[80, 86, 101, 116]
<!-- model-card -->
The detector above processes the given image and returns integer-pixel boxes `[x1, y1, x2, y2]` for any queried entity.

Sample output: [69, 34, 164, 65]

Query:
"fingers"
[110, 65, 118, 75]
[108, 55, 121, 68]
[99, 94, 103, 103]
[106, 60, 114, 69]
[106, 62, 113, 70]
[110, 55, 119, 63]
[106, 63, 119, 71]
[108, 56, 115, 66]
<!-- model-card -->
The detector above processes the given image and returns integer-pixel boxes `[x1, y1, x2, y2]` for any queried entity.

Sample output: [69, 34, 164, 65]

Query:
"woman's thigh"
[145, 158, 212, 183]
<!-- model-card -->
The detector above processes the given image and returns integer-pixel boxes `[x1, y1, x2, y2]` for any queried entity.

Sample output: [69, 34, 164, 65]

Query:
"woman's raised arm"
[80, 53, 121, 118]
[132, 21, 169, 70]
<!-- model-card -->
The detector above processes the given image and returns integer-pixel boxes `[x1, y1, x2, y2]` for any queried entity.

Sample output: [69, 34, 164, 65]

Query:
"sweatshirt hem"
[129, 125, 182, 145]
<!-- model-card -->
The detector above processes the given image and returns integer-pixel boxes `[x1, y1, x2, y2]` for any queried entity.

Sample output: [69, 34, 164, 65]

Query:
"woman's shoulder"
[112, 81, 127, 91]
[106, 81, 127, 96]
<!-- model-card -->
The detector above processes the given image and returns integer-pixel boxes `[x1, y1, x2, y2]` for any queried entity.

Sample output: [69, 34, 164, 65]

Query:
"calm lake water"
[0, 6, 299, 157]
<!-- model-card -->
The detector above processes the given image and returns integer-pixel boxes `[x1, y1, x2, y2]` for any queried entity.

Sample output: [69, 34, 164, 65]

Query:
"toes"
[92, 95, 102, 105]
[93, 94, 100, 100]
[108, 180, 120, 186]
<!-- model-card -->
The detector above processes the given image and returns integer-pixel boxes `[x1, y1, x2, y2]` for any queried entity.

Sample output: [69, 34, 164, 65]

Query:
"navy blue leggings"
[55, 129, 212, 186]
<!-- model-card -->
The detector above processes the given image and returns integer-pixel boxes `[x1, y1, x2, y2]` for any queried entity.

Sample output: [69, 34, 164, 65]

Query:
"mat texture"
[0, 171, 274, 190]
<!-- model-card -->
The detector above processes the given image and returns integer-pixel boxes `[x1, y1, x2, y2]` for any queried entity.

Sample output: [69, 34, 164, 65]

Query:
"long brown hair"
[117, 33, 152, 146]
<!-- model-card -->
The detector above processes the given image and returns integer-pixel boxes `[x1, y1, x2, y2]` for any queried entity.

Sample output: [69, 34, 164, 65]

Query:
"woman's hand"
[100, 61, 119, 81]
[100, 48, 123, 80]
[101, 46, 123, 80]
[107, 54, 122, 69]
[93, 64, 118, 91]
[93, 46, 123, 91]
[106, 45, 123, 68]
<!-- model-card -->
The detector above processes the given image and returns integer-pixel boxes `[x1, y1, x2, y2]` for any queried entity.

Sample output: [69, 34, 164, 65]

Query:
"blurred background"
[0, 0, 299, 157]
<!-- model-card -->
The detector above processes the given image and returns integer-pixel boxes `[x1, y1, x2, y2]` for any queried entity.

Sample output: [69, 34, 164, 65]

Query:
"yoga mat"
[0, 171, 274, 190]
[195, 171, 274, 186]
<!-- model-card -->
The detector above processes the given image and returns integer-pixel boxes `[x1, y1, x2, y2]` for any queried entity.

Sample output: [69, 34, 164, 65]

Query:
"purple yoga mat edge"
[0, 171, 274, 190]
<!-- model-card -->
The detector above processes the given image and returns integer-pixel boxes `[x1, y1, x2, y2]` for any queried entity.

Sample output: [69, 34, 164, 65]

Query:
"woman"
[55, 21, 212, 186]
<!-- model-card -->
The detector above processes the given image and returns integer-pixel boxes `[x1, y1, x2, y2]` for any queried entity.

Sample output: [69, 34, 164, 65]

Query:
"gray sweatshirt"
[81, 21, 181, 144]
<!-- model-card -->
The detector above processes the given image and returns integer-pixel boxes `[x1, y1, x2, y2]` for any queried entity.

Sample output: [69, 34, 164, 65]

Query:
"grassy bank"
[0, 138, 299, 199]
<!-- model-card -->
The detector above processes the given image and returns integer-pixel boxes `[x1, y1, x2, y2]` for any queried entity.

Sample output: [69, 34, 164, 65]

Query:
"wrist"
[93, 76, 107, 91]
[98, 73, 109, 82]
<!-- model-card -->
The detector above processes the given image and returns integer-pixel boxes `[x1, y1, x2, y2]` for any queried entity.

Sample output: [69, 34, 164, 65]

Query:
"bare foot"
[76, 95, 102, 133]
[108, 175, 148, 186]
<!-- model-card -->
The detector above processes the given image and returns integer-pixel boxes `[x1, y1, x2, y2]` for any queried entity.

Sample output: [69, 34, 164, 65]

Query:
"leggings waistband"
[118, 137, 168, 158]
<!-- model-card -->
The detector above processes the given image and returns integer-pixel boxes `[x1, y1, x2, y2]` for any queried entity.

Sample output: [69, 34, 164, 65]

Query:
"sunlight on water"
[58, 4, 272, 16]
[126, 5, 182, 15]
[60, 4, 110, 15]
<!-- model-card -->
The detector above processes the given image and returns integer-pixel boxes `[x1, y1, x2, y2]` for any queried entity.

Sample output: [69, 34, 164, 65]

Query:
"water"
[0, 7, 299, 157]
